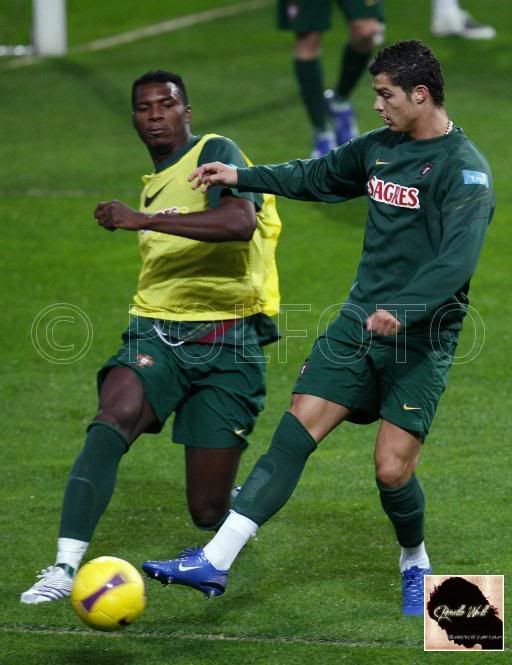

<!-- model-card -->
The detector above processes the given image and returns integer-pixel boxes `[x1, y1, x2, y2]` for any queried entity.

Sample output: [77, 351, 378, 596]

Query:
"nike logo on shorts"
[402, 403, 421, 411]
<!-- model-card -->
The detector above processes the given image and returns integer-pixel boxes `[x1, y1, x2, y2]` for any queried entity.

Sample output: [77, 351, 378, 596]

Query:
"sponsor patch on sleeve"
[462, 170, 489, 188]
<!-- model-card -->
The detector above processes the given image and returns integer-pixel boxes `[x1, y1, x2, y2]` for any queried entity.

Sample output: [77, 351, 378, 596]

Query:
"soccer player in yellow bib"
[20, 70, 281, 604]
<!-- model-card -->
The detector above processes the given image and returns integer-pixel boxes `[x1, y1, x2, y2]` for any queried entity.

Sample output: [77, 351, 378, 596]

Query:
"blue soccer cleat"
[401, 565, 432, 616]
[142, 547, 227, 599]
[325, 91, 359, 146]
[311, 130, 336, 159]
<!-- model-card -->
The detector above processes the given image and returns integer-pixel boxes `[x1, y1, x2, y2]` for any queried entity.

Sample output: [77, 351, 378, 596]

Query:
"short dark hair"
[131, 70, 188, 108]
[369, 40, 445, 106]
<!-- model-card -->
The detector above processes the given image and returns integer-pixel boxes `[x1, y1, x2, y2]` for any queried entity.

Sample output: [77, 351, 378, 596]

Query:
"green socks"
[294, 58, 329, 131]
[233, 411, 317, 525]
[378, 475, 425, 548]
[59, 421, 128, 541]
[336, 44, 372, 100]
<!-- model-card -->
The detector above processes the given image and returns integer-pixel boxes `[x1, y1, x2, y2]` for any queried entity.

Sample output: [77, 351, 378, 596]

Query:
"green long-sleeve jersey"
[237, 127, 494, 331]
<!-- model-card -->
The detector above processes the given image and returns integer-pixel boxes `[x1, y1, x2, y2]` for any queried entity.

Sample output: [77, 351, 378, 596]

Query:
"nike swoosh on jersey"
[375, 159, 391, 165]
[144, 185, 166, 207]
[234, 428, 246, 436]
[402, 403, 421, 411]
[178, 563, 202, 572]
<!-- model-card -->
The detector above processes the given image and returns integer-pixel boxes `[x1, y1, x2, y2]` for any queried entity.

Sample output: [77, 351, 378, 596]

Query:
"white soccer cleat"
[431, 10, 496, 40]
[20, 565, 73, 604]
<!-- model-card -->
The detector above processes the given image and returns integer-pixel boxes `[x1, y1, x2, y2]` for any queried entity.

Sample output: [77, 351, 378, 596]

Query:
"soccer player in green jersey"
[143, 41, 494, 616]
[20, 71, 282, 604]
[278, 0, 385, 157]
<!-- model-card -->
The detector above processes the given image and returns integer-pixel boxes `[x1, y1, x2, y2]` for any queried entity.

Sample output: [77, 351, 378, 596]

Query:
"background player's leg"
[294, 32, 336, 157]
[184, 445, 242, 530]
[329, 18, 383, 145]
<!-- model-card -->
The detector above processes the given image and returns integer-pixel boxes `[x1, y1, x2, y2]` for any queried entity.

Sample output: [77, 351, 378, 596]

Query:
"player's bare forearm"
[94, 200, 145, 231]
[189, 162, 238, 191]
[144, 195, 255, 242]
[366, 309, 402, 336]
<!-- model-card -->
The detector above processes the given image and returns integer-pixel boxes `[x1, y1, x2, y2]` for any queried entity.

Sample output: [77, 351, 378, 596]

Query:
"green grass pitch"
[1, 1, 511, 662]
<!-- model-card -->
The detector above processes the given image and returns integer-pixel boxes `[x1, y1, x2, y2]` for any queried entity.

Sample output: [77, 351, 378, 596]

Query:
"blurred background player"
[278, 0, 385, 157]
[20, 70, 281, 604]
[431, 0, 496, 39]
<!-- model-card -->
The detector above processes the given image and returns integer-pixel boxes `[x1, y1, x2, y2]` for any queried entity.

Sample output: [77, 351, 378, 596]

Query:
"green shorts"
[98, 317, 267, 449]
[293, 314, 458, 438]
[278, 0, 385, 32]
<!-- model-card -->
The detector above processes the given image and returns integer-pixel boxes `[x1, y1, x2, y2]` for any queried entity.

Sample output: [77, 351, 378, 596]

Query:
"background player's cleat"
[143, 547, 227, 599]
[311, 130, 336, 159]
[401, 565, 431, 616]
[20, 565, 73, 604]
[325, 92, 359, 146]
[431, 10, 496, 40]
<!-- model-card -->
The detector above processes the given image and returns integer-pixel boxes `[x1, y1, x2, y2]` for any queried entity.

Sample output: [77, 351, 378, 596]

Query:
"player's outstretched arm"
[189, 162, 238, 190]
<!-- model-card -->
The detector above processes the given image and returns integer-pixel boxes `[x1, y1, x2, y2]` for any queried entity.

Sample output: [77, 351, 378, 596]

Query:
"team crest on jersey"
[135, 353, 154, 367]
[367, 176, 420, 209]
[420, 162, 434, 177]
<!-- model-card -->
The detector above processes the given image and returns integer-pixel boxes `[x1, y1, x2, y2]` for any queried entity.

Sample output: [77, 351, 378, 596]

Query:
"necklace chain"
[445, 119, 454, 135]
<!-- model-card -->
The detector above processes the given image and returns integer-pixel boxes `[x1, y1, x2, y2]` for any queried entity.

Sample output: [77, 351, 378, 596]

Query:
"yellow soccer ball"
[71, 556, 146, 631]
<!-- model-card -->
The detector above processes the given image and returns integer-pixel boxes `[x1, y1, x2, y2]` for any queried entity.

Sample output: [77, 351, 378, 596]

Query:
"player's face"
[133, 82, 191, 155]
[372, 73, 418, 134]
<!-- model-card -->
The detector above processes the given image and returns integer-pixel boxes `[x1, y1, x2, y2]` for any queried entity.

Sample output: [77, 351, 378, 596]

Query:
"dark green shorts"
[98, 317, 267, 449]
[278, 0, 385, 32]
[293, 314, 458, 438]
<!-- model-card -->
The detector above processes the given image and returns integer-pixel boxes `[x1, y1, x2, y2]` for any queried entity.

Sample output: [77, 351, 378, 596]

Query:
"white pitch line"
[0, 624, 416, 650]
[3, 0, 271, 70]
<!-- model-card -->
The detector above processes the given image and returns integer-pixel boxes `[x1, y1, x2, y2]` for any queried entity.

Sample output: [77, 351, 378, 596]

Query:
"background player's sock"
[294, 58, 329, 131]
[377, 474, 425, 548]
[55, 537, 89, 575]
[335, 44, 372, 101]
[432, 0, 460, 18]
[203, 511, 258, 570]
[59, 421, 128, 542]
[399, 541, 430, 572]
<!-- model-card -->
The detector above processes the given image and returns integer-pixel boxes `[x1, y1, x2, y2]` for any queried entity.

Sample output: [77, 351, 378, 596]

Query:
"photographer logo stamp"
[424, 574, 504, 651]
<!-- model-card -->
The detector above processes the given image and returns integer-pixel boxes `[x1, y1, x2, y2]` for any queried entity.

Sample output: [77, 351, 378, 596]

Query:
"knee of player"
[375, 461, 410, 489]
[348, 19, 384, 50]
[93, 404, 139, 439]
[188, 502, 228, 531]
[294, 31, 322, 59]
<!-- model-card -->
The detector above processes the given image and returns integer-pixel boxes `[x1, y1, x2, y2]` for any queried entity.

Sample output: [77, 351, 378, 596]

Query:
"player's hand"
[366, 309, 402, 336]
[188, 162, 238, 191]
[94, 200, 145, 232]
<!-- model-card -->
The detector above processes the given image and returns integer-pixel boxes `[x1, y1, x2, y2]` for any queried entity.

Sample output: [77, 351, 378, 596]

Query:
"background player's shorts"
[98, 317, 266, 450]
[293, 314, 458, 438]
[277, 0, 385, 33]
